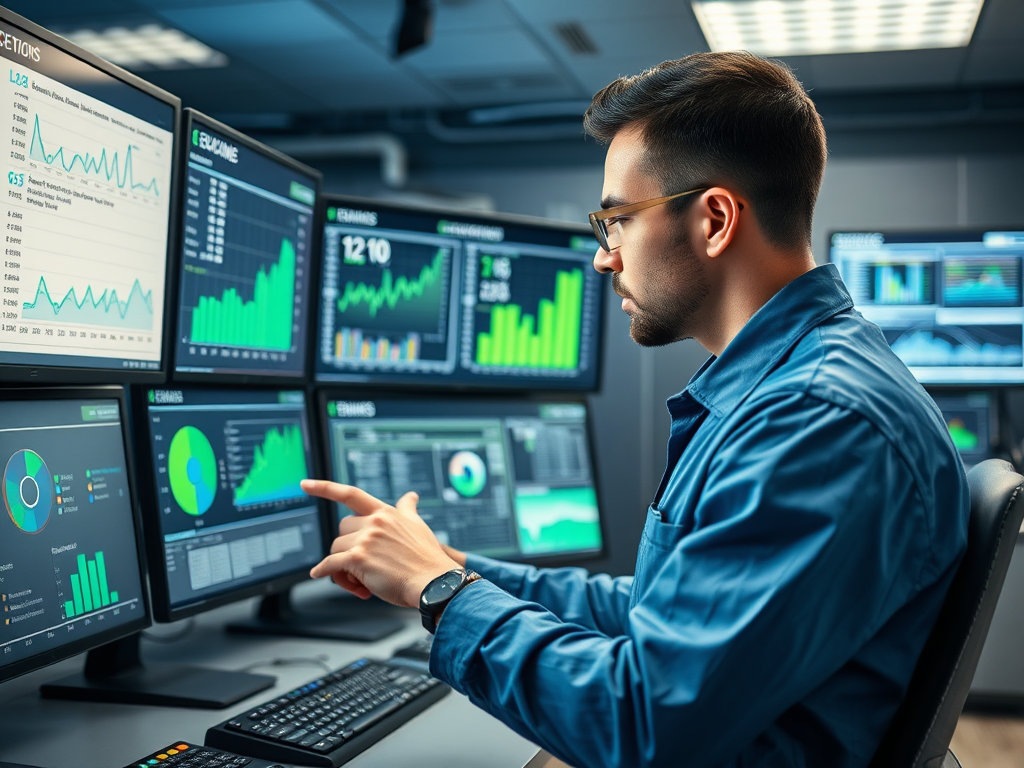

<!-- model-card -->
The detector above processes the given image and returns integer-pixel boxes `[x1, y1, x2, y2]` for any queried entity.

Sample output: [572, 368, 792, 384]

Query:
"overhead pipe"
[267, 133, 409, 188]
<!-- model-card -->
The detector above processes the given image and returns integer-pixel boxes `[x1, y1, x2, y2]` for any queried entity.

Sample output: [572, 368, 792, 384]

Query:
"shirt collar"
[677, 264, 853, 417]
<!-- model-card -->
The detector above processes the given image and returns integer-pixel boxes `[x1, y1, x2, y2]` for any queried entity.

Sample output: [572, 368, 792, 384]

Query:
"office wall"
[322, 152, 1024, 577]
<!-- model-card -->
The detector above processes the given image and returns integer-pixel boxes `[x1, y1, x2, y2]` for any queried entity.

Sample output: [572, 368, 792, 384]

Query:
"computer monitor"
[315, 196, 604, 391]
[929, 390, 997, 469]
[172, 110, 321, 383]
[0, 8, 179, 382]
[318, 393, 605, 563]
[829, 230, 1024, 385]
[135, 387, 401, 642]
[0, 388, 148, 686]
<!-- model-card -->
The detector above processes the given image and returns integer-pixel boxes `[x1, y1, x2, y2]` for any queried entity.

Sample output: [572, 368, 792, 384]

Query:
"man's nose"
[593, 246, 620, 274]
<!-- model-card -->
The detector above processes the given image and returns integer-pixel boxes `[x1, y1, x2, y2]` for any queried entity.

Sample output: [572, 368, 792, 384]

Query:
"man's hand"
[302, 479, 461, 608]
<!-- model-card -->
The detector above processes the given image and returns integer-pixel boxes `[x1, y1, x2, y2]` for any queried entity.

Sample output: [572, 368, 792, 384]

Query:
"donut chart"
[168, 426, 217, 516]
[448, 451, 487, 498]
[4, 449, 53, 533]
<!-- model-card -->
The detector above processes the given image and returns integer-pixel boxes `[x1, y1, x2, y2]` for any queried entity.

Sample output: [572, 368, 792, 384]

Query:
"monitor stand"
[39, 632, 275, 709]
[226, 586, 405, 642]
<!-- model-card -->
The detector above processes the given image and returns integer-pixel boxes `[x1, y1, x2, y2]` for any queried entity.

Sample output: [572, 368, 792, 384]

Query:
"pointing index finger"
[301, 479, 388, 516]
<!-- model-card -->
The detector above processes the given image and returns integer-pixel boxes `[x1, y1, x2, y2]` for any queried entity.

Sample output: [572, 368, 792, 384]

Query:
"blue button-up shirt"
[430, 264, 969, 768]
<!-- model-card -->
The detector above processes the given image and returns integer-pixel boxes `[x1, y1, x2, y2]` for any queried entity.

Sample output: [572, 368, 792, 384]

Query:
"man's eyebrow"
[600, 195, 626, 210]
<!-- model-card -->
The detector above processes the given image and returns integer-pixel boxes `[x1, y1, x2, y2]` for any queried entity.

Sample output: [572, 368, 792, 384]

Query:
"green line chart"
[337, 248, 445, 320]
[22, 276, 155, 331]
[29, 114, 160, 196]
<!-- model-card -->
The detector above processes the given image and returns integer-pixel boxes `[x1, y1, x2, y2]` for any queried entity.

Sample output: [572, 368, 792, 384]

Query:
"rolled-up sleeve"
[430, 393, 957, 768]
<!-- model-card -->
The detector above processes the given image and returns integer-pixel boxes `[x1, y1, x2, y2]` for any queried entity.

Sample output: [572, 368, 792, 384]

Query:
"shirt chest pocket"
[630, 506, 689, 609]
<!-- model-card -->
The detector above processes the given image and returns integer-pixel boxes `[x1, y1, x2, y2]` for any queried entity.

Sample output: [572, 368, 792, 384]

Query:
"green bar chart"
[63, 551, 119, 619]
[189, 238, 297, 351]
[232, 422, 309, 507]
[476, 268, 583, 370]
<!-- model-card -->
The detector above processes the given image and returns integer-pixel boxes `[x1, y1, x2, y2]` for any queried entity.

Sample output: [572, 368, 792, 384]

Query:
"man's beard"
[614, 236, 709, 348]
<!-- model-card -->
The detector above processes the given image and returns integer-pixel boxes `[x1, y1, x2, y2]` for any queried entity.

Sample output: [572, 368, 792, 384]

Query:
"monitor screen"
[930, 390, 995, 469]
[173, 110, 320, 381]
[0, 10, 177, 379]
[315, 197, 604, 390]
[320, 394, 604, 562]
[830, 230, 1024, 384]
[140, 387, 323, 620]
[0, 390, 148, 683]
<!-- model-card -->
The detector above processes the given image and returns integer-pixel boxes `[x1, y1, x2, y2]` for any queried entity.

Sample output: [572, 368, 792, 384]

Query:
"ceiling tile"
[229, 39, 390, 77]
[810, 49, 969, 92]
[540, 16, 708, 93]
[971, 0, 1024, 43]
[403, 28, 552, 73]
[297, 72, 445, 110]
[961, 42, 1024, 85]
[143, 64, 319, 113]
[324, 0, 516, 43]
[157, 1, 354, 48]
[504, 0, 692, 23]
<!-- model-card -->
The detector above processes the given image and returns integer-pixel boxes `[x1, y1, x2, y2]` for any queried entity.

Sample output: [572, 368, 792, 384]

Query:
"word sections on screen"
[317, 200, 603, 390]
[0, 16, 176, 376]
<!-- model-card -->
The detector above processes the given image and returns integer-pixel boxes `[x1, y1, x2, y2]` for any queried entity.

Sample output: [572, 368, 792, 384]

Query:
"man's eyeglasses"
[589, 188, 708, 252]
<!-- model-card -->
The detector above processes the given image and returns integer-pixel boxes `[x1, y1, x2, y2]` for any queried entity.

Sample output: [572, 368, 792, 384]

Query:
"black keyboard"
[122, 742, 289, 768]
[205, 658, 449, 767]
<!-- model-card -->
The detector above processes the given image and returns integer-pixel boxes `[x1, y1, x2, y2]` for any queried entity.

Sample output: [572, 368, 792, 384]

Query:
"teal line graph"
[28, 114, 160, 196]
[22, 275, 155, 331]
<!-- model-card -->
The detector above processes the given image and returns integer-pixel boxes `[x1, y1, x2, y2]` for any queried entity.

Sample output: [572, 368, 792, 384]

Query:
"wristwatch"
[419, 568, 481, 634]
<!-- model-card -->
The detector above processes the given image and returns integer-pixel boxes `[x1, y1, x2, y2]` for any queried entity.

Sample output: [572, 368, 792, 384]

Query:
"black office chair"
[868, 459, 1024, 768]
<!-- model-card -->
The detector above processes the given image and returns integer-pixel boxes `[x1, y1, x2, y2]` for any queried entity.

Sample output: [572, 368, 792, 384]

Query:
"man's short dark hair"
[583, 52, 826, 250]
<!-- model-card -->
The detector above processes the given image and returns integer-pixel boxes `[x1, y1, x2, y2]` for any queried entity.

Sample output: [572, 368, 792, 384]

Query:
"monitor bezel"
[0, 7, 181, 385]
[131, 384, 328, 624]
[314, 387, 609, 567]
[170, 109, 324, 386]
[312, 194, 606, 393]
[0, 385, 152, 685]
[826, 227, 1024, 387]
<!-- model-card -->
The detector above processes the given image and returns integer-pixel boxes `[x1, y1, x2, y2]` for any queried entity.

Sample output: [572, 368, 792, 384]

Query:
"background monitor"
[138, 387, 324, 622]
[830, 230, 1024, 385]
[929, 390, 997, 469]
[315, 196, 604, 391]
[172, 110, 320, 382]
[0, 8, 179, 382]
[319, 392, 605, 563]
[0, 388, 148, 685]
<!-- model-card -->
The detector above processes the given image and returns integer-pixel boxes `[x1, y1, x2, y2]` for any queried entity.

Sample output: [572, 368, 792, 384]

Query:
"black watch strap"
[419, 569, 480, 634]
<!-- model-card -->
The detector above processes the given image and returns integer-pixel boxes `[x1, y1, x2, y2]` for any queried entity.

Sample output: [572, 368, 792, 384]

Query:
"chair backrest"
[868, 459, 1024, 768]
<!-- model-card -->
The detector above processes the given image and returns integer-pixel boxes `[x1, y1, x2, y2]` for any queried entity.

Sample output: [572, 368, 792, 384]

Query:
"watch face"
[423, 570, 465, 605]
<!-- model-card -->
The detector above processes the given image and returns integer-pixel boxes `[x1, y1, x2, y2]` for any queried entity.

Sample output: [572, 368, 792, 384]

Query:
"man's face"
[594, 126, 709, 347]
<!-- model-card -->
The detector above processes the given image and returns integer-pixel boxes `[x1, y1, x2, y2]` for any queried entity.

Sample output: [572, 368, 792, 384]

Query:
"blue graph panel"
[885, 325, 1024, 368]
[943, 257, 1023, 308]
[22, 277, 154, 331]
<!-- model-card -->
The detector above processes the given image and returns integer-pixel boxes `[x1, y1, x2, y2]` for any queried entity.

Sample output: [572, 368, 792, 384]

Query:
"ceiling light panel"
[691, 0, 985, 57]
[63, 25, 229, 70]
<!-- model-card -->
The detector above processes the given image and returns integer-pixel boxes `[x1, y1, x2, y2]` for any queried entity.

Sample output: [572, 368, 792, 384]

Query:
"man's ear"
[698, 187, 743, 259]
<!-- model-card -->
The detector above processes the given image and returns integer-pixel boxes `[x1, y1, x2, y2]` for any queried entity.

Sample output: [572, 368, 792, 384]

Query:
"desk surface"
[0, 580, 541, 768]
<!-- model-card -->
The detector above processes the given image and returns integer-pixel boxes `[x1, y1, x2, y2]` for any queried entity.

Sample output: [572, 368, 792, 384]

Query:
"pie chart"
[448, 451, 487, 498]
[168, 426, 217, 516]
[3, 449, 53, 533]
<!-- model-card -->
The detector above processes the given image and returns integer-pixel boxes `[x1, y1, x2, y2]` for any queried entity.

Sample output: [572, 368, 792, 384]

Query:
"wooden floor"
[950, 712, 1024, 767]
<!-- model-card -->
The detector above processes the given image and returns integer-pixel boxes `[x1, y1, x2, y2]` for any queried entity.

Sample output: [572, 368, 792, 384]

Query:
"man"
[302, 52, 969, 768]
